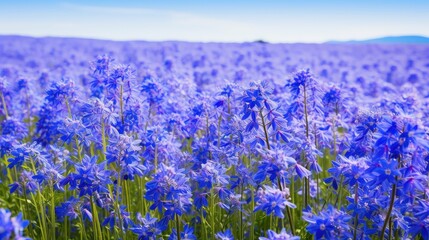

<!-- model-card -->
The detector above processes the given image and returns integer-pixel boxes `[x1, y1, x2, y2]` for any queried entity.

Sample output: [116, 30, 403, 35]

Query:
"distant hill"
[1, 34, 429, 44]
[327, 35, 429, 44]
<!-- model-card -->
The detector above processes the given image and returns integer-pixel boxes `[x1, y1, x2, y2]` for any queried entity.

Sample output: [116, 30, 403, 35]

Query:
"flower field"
[0, 36, 429, 239]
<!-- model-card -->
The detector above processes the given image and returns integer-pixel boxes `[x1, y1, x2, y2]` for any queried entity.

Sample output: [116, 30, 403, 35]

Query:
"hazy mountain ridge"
[327, 35, 429, 44]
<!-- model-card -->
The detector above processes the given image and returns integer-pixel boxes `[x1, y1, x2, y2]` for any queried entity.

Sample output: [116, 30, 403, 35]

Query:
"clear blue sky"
[0, 0, 428, 43]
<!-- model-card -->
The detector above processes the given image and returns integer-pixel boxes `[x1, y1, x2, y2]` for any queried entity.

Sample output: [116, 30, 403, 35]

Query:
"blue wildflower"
[60, 155, 112, 197]
[130, 213, 162, 240]
[55, 197, 80, 221]
[216, 229, 234, 240]
[254, 185, 296, 218]
[259, 228, 300, 240]
[168, 225, 196, 240]
[145, 164, 192, 221]
[287, 69, 314, 99]
[303, 205, 351, 239]
[0, 208, 30, 240]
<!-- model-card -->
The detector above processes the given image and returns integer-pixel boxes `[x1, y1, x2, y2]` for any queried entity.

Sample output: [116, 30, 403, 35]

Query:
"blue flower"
[327, 155, 368, 188]
[368, 158, 400, 186]
[218, 193, 245, 214]
[56, 197, 80, 221]
[0, 136, 15, 158]
[45, 79, 75, 106]
[32, 159, 65, 191]
[141, 78, 164, 105]
[287, 69, 314, 99]
[123, 107, 140, 132]
[0, 208, 30, 240]
[303, 205, 351, 239]
[80, 98, 118, 129]
[195, 161, 229, 190]
[130, 213, 162, 240]
[8, 146, 29, 169]
[1, 117, 27, 139]
[322, 87, 341, 106]
[408, 218, 429, 240]
[254, 162, 281, 184]
[220, 85, 234, 97]
[9, 170, 39, 195]
[243, 89, 264, 109]
[294, 164, 311, 179]
[60, 155, 112, 197]
[398, 124, 429, 151]
[254, 185, 296, 218]
[168, 225, 196, 240]
[194, 193, 208, 210]
[102, 205, 133, 231]
[306, 217, 336, 239]
[107, 128, 145, 180]
[216, 229, 234, 240]
[354, 115, 378, 142]
[91, 54, 113, 75]
[259, 228, 300, 240]
[145, 164, 192, 221]
[57, 118, 91, 146]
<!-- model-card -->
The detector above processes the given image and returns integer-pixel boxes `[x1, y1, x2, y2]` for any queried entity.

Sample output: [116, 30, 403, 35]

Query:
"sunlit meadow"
[0, 36, 429, 239]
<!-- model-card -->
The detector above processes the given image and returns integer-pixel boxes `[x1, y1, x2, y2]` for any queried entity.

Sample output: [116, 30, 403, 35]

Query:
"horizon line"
[1, 33, 429, 45]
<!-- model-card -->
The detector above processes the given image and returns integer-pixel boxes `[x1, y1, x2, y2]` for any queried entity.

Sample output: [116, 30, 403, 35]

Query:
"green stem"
[30, 159, 48, 240]
[332, 117, 337, 157]
[25, 91, 32, 137]
[217, 114, 222, 148]
[316, 173, 320, 210]
[302, 84, 311, 209]
[50, 183, 56, 239]
[240, 184, 244, 240]
[211, 187, 216, 239]
[304, 177, 309, 209]
[389, 217, 393, 240]
[125, 180, 131, 217]
[90, 195, 103, 240]
[31, 193, 46, 240]
[80, 215, 87, 240]
[336, 176, 344, 209]
[90, 196, 98, 239]
[380, 183, 397, 239]
[115, 169, 125, 239]
[250, 189, 255, 240]
[65, 217, 69, 240]
[259, 110, 271, 150]
[139, 177, 145, 214]
[144, 104, 151, 131]
[120, 84, 124, 125]
[176, 214, 181, 240]
[277, 177, 295, 234]
[1, 91, 9, 118]
[353, 183, 359, 240]
[154, 143, 158, 173]
[201, 211, 207, 240]
[22, 189, 34, 235]
[101, 117, 107, 161]
[65, 98, 83, 162]
[303, 84, 309, 139]
[261, 108, 295, 234]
